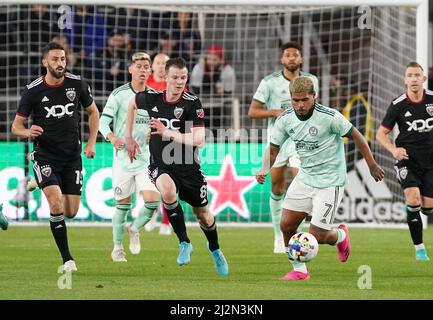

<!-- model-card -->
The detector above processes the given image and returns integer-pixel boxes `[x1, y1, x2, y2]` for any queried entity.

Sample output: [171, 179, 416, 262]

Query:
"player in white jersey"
[99, 52, 160, 262]
[256, 77, 384, 281]
[248, 42, 319, 253]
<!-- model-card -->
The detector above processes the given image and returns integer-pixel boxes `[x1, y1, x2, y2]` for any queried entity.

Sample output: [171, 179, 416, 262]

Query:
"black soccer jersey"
[135, 89, 205, 171]
[17, 73, 94, 160]
[381, 89, 433, 164]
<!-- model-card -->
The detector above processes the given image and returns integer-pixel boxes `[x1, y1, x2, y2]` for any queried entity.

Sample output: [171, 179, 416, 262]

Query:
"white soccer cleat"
[274, 236, 286, 254]
[159, 223, 172, 236]
[126, 223, 141, 255]
[144, 213, 158, 232]
[63, 260, 78, 272]
[27, 178, 39, 192]
[111, 248, 127, 262]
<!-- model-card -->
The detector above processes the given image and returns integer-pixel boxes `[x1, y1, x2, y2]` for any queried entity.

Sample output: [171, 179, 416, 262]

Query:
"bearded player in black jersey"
[125, 57, 228, 276]
[11, 42, 100, 272]
[377, 62, 433, 261]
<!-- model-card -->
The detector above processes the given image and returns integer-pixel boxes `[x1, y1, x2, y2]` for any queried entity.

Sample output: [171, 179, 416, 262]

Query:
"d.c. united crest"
[174, 107, 183, 119]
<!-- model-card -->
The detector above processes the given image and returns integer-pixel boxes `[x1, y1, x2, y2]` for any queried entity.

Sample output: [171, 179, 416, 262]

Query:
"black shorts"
[394, 160, 433, 197]
[148, 165, 208, 207]
[32, 154, 83, 195]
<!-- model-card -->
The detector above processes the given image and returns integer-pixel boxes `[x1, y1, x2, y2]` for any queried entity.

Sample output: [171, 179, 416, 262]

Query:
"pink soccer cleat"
[337, 224, 351, 262]
[280, 270, 310, 281]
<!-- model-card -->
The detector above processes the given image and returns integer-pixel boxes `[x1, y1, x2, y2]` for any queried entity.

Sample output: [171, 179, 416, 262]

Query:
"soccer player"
[248, 42, 319, 253]
[376, 62, 433, 261]
[256, 76, 384, 281]
[0, 204, 8, 230]
[11, 42, 100, 272]
[99, 52, 161, 262]
[144, 52, 172, 236]
[125, 57, 229, 276]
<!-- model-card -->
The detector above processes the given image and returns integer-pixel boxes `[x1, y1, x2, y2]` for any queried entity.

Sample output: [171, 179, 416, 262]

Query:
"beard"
[285, 63, 301, 73]
[48, 65, 65, 79]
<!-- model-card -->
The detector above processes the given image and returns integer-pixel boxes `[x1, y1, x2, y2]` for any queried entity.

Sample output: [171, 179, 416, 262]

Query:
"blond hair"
[289, 76, 315, 95]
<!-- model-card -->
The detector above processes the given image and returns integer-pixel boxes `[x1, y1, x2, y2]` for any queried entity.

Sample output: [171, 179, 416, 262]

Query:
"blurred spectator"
[101, 6, 153, 51]
[20, 5, 59, 52]
[190, 44, 236, 96]
[63, 5, 106, 62]
[146, 53, 170, 91]
[94, 29, 129, 93]
[51, 35, 79, 73]
[171, 12, 202, 70]
[157, 31, 177, 58]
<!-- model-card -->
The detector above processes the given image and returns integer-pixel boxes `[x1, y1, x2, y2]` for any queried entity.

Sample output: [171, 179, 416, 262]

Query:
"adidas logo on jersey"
[152, 106, 158, 112]
[42, 96, 50, 102]
[404, 111, 412, 117]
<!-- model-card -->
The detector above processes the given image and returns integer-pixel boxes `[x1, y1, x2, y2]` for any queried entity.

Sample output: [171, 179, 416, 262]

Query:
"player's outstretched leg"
[128, 201, 160, 255]
[0, 204, 9, 231]
[206, 243, 229, 276]
[270, 192, 285, 254]
[163, 200, 192, 265]
[336, 224, 351, 262]
[111, 203, 130, 262]
[282, 250, 310, 281]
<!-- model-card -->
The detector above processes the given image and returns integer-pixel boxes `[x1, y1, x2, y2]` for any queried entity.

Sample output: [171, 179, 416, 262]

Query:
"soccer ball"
[287, 232, 319, 263]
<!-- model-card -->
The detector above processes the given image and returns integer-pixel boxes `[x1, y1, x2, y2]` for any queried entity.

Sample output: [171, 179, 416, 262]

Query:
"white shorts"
[281, 176, 344, 230]
[272, 140, 300, 169]
[273, 154, 301, 169]
[112, 162, 158, 201]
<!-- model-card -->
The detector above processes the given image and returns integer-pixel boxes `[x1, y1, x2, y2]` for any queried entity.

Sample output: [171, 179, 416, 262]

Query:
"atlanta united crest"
[66, 89, 76, 102]
[174, 107, 183, 119]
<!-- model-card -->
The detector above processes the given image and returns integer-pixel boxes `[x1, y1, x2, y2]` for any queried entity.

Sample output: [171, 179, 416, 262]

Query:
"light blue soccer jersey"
[102, 83, 151, 172]
[253, 70, 319, 158]
[270, 103, 353, 188]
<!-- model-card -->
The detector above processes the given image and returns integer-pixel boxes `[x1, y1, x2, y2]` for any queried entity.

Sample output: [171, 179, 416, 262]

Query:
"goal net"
[0, 1, 428, 225]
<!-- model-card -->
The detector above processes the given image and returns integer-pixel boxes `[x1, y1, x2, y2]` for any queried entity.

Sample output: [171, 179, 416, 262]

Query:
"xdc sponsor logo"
[336, 160, 405, 222]
[45, 103, 74, 118]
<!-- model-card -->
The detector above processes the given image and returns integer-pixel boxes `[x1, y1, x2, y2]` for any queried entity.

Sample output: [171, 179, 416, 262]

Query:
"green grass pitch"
[1, 226, 433, 300]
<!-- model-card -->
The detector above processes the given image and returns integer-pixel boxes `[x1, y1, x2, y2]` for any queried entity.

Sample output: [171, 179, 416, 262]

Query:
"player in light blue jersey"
[256, 77, 384, 281]
[248, 42, 319, 254]
[99, 52, 161, 262]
